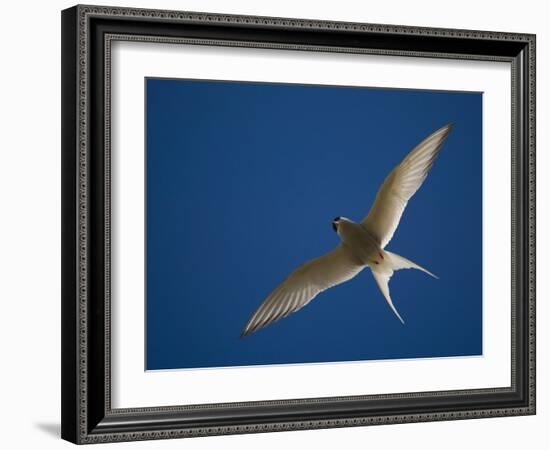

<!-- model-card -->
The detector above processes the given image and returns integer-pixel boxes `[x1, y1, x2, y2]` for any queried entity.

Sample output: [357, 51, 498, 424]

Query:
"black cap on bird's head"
[332, 216, 341, 232]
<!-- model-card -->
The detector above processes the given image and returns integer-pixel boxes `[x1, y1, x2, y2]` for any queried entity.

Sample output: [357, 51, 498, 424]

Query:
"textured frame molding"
[61, 4, 536, 444]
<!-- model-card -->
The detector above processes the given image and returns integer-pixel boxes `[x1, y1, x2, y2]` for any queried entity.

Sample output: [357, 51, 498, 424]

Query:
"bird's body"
[241, 123, 453, 337]
[336, 218, 384, 267]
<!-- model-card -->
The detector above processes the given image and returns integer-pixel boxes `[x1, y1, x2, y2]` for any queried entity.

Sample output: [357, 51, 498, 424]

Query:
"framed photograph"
[61, 4, 536, 444]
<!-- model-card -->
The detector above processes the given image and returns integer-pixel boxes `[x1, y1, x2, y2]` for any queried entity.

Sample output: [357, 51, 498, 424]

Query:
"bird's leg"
[371, 251, 385, 266]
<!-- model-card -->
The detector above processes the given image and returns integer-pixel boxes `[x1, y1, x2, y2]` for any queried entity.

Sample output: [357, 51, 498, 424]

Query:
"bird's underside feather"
[241, 245, 364, 336]
[361, 123, 453, 248]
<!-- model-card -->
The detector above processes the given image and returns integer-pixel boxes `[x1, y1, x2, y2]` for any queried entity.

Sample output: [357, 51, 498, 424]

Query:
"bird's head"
[332, 216, 342, 233]
[332, 217, 353, 234]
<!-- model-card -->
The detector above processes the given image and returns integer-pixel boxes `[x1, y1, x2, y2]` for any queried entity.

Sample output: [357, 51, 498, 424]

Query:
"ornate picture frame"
[61, 4, 535, 444]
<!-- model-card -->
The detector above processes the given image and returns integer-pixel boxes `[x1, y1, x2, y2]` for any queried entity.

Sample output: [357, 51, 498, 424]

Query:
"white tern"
[241, 123, 453, 337]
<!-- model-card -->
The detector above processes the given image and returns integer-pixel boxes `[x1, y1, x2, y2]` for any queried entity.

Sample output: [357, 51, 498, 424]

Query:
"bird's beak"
[332, 221, 338, 232]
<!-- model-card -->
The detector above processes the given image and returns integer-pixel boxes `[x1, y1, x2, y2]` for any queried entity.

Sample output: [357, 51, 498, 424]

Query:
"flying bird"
[241, 123, 453, 337]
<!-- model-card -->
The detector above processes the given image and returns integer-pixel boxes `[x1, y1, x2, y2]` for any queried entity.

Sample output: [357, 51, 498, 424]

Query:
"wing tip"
[241, 318, 267, 338]
[440, 122, 454, 132]
[240, 323, 255, 338]
[439, 122, 454, 138]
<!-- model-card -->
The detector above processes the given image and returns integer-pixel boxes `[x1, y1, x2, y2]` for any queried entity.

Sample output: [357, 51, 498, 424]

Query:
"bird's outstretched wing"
[362, 123, 453, 248]
[241, 245, 364, 337]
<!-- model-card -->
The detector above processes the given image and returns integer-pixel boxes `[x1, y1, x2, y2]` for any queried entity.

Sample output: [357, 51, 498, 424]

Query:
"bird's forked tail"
[371, 250, 437, 324]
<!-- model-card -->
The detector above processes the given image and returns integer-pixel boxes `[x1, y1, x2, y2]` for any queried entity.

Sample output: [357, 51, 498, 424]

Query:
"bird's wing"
[371, 268, 404, 324]
[361, 123, 453, 248]
[241, 245, 364, 336]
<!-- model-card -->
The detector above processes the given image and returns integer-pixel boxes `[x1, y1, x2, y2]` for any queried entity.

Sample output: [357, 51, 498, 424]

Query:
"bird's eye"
[333, 216, 341, 222]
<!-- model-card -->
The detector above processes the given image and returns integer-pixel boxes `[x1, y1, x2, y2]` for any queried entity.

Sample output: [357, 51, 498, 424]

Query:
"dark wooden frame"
[61, 4, 536, 444]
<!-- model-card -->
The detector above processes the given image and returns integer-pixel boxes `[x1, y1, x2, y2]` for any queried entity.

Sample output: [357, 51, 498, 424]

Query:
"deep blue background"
[146, 78, 482, 370]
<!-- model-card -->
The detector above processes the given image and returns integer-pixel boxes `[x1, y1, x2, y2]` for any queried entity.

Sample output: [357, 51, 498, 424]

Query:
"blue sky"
[145, 78, 482, 370]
